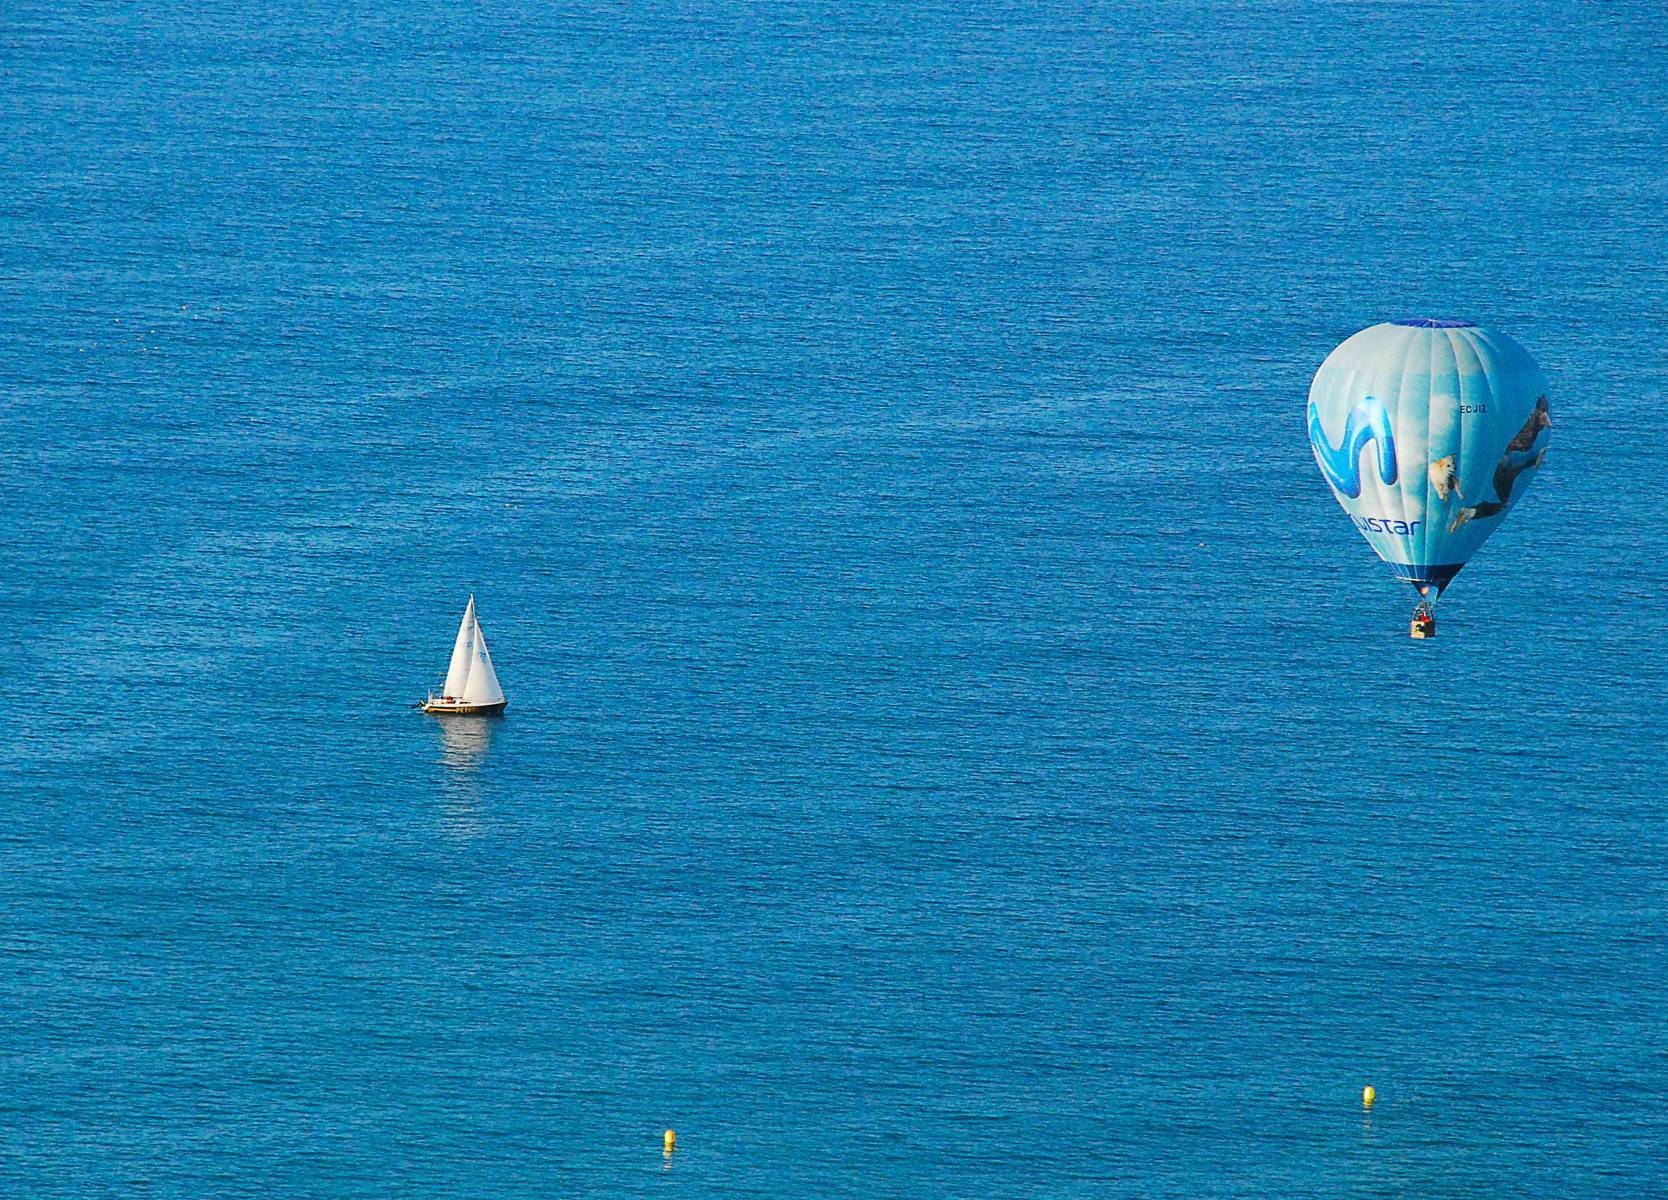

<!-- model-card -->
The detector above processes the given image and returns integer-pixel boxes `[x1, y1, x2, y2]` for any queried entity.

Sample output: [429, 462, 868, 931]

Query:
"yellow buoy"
[1362, 1085, 1376, 1109]
[664, 1129, 676, 1155]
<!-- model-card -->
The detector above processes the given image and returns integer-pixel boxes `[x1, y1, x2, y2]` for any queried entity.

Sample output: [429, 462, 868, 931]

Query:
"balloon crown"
[1390, 317, 1475, 328]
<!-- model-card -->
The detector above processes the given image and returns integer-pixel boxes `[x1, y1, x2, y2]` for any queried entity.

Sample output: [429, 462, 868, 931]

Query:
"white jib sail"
[460, 613, 505, 706]
[442, 596, 477, 697]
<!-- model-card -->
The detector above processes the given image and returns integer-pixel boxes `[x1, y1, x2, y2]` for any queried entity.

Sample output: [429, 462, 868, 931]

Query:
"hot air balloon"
[1307, 318, 1551, 637]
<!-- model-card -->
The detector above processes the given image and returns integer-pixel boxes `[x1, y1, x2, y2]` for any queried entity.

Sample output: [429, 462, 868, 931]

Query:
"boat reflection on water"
[433, 714, 499, 836]
[438, 713, 497, 771]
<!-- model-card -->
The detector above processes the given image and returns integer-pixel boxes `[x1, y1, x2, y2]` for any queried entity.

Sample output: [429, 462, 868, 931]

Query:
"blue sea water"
[2, 1, 1665, 1195]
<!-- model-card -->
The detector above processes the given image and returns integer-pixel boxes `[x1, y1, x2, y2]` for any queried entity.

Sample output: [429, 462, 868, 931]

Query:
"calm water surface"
[2, 2, 1664, 1196]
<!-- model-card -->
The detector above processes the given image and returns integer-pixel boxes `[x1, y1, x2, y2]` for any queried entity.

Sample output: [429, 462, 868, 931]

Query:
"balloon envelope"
[1307, 319, 1550, 599]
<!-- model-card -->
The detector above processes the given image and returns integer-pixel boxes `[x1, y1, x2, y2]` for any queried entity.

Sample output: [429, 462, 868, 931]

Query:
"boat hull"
[422, 700, 508, 716]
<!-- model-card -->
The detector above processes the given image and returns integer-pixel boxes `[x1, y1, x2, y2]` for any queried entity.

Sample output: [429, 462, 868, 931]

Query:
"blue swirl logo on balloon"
[1308, 395, 1397, 498]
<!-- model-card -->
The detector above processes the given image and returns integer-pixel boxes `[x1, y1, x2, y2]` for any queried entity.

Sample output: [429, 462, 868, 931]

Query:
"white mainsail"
[442, 596, 478, 698]
[460, 616, 505, 706]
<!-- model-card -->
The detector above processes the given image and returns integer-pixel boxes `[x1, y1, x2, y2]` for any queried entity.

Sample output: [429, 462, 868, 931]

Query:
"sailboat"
[421, 595, 508, 715]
